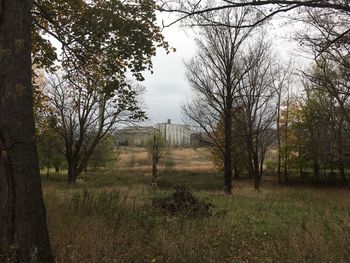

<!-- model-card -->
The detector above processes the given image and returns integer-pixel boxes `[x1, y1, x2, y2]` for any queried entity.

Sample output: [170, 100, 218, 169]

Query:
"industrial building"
[154, 119, 191, 147]
[117, 120, 191, 147]
[116, 126, 155, 147]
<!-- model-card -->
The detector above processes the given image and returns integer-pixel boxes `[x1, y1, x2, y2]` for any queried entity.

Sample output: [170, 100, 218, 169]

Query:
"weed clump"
[69, 188, 125, 222]
[152, 186, 213, 217]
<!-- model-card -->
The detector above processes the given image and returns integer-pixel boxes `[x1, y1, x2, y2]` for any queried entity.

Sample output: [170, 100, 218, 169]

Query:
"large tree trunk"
[67, 154, 95, 183]
[68, 162, 79, 184]
[253, 156, 261, 190]
[254, 172, 261, 190]
[224, 152, 233, 194]
[0, 0, 53, 261]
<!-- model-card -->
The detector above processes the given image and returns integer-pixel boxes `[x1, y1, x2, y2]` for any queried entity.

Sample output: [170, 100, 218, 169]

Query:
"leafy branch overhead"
[32, 0, 171, 82]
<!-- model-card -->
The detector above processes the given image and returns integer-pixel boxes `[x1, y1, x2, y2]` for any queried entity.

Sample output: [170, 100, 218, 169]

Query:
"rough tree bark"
[0, 0, 53, 261]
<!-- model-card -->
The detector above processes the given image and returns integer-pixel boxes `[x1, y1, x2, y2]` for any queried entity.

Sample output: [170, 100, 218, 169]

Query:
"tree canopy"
[32, 0, 171, 81]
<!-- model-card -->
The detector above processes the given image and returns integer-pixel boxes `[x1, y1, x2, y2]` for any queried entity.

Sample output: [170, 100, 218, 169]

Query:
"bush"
[152, 186, 213, 217]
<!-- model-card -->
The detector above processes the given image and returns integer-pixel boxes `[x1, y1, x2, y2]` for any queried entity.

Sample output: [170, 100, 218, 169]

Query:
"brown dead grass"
[117, 147, 215, 172]
[43, 147, 350, 262]
[45, 179, 350, 263]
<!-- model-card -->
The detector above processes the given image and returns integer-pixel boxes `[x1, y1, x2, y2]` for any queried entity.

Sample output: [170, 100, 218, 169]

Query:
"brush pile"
[152, 186, 213, 217]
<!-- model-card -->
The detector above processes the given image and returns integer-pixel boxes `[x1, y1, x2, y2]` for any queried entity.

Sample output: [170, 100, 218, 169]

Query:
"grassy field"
[43, 148, 350, 262]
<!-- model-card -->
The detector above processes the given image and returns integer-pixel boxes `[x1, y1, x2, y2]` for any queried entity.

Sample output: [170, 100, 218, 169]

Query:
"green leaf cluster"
[32, 0, 169, 81]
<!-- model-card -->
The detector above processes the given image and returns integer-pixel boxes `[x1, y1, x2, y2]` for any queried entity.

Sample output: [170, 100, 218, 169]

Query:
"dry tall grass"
[43, 166, 350, 262]
[117, 147, 215, 172]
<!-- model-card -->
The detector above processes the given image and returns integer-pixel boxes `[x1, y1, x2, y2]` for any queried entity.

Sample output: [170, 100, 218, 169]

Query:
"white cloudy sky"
[139, 13, 313, 125]
[140, 16, 196, 124]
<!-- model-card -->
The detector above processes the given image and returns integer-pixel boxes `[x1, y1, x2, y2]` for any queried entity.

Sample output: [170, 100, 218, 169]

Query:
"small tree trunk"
[297, 116, 303, 179]
[329, 161, 334, 182]
[246, 138, 254, 181]
[151, 134, 160, 185]
[46, 166, 50, 180]
[284, 88, 290, 183]
[276, 90, 282, 184]
[47, 140, 52, 180]
[277, 156, 282, 183]
[284, 157, 289, 183]
[54, 164, 60, 173]
[337, 126, 346, 183]
[313, 161, 320, 178]
[233, 165, 239, 179]
[253, 157, 261, 190]
[223, 96, 233, 194]
[330, 162, 334, 174]
[339, 160, 346, 183]
[152, 160, 158, 184]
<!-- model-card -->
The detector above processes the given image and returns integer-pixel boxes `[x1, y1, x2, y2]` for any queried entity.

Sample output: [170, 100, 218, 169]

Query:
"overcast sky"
[141, 19, 196, 125]
[139, 13, 312, 125]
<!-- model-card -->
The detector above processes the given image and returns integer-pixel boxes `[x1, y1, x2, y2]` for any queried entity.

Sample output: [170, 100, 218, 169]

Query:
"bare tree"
[183, 9, 271, 193]
[271, 63, 292, 183]
[236, 37, 277, 190]
[46, 74, 144, 183]
[147, 131, 166, 185]
[283, 87, 290, 181]
[161, 0, 350, 54]
[295, 5, 350, 57]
